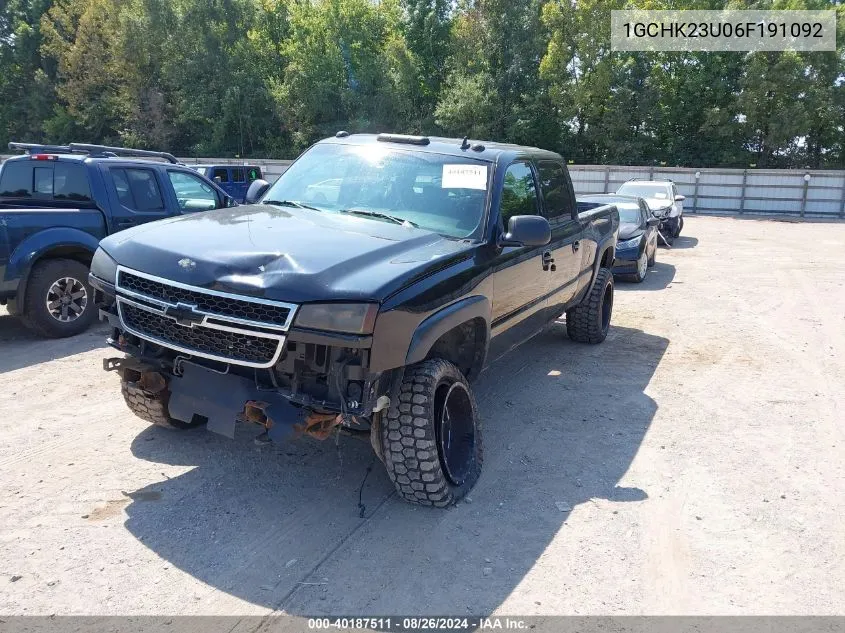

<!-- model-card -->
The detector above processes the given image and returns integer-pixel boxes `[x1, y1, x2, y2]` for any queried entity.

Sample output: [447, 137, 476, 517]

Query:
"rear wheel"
[566, 267, 614, 344]
[380, 359, 482, 507]
[21, 258, 97, 338]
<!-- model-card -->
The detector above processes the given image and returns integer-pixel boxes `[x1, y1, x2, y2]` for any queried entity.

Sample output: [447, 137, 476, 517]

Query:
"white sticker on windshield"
[442, 164, 487, 190]
[653, 192, 668, 199]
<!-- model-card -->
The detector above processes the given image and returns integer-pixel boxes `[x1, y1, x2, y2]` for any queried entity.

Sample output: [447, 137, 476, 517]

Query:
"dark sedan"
[578, 194, 659, 283]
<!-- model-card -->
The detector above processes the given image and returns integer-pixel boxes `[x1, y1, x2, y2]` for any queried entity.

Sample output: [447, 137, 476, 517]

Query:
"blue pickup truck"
[0, 143, 236, 338]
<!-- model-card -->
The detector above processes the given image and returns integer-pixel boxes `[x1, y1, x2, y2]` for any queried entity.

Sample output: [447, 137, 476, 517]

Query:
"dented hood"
[98, 204, 474, 304]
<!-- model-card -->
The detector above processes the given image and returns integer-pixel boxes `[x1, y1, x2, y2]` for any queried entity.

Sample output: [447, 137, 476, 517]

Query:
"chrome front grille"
[117, 270, 292, 327]
[114, 266, 297, 368]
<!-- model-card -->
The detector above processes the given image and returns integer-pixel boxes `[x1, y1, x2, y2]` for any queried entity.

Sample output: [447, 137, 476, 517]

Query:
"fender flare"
[405, 295, 492, 367]
[588, 242, 616, 289]
[6, 228, 100, 309]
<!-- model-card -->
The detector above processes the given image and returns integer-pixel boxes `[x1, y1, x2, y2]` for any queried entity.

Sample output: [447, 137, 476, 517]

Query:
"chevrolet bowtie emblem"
[163, 302, 203, 327]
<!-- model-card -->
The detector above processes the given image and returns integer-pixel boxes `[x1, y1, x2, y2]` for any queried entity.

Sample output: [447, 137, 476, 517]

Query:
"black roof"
[320, 133, 564, 164]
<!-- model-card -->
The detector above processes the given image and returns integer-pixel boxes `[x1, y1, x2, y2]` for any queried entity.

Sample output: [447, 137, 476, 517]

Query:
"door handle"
[572, 240, 580, 252]
[116, 220, 135, 229]
[542, 251, 555, 272]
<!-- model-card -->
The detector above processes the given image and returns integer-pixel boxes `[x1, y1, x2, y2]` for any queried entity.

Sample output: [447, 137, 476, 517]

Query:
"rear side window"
[110, 168, 165, 212]
[0, 162, 33, 197]
[212, 167, 229, 182]
[0, 161, 93, 203]
[536, 161, 574, 220]
[232, 168, 244, 183]
[247, 167, 261, 182]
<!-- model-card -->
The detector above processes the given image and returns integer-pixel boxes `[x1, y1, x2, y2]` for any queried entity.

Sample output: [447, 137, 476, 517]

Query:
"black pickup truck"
[0, 143, 236, 337]
[92, 133, 619, 507]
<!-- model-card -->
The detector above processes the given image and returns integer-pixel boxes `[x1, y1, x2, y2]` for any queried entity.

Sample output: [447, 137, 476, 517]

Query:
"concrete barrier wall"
[569, 164, 845, 218]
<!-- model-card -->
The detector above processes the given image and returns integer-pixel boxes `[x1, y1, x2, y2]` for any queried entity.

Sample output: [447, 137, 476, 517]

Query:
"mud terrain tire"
[566, 267, 614, 344]
[121, 377, 198, 430]
[381, 359, 482, 507]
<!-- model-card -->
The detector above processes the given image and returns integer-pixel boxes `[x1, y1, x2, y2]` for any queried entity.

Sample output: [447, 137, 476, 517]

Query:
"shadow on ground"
[0, 313, 109, 374]
[125, 323, 668, 614]
[670, 236, 698, 249]
[616, 262, 676, 292]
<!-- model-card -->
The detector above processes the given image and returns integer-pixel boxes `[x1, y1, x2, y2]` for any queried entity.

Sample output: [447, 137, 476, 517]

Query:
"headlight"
[652, 206, 671, 217]
[294, 303, 378, 334]
[617, 236, 643, 250]
[90, 248, 118, 284]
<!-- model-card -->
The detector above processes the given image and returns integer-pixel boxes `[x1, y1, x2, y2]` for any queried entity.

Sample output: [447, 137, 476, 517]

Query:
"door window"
[110, 168, 165, 212]
[212, 168, 229, 182]
[232, 168, 244, 183]
[168, 170, 219, 211]
[536, 161, 574, 221]
[500, 162, 539, 228]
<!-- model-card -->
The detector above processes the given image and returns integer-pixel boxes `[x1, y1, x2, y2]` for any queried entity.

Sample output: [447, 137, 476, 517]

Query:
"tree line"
[1, 0, 843, 168]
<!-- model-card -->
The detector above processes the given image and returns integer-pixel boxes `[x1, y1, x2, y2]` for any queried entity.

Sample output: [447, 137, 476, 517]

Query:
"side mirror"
[245, 179, 270, 205]
[647, 216, 660, 227]
[500, 215, 551, 248]
[674, 194, 685, 202]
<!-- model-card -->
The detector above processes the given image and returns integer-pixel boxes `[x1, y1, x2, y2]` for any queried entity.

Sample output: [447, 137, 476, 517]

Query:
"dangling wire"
[357, 455, 377, 518]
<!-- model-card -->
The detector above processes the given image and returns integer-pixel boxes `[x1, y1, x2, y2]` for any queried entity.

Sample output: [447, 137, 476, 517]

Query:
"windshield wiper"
[339, 209, 417, 227]
[264, 200, 323, 212]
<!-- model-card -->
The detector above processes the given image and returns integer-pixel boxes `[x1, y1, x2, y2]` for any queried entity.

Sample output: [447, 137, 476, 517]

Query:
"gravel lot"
[1, 216, 843, 616]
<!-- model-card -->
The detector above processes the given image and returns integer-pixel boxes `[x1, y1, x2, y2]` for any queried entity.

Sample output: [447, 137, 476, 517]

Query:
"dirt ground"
[0, 215, 843, 617]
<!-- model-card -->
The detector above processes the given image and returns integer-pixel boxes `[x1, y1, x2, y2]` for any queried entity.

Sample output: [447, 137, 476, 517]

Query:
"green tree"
[274, 0, 416, 151]
[0, 0, 56, 145]
[437, 0, 558, 147]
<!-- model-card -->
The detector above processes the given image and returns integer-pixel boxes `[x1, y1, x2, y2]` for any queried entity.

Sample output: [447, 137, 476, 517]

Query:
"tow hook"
[294, 411, 346, 440]
[237, 400, 274, 430]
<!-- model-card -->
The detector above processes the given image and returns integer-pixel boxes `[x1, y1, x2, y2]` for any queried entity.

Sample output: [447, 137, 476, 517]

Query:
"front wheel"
[630, 251, 648, 283]
[121, 369, 202, 430]
[675, 216, 684, 237]
[21, 258, 97, 338]
[566, 267, 614, 344]
[380, 359, 482, 507]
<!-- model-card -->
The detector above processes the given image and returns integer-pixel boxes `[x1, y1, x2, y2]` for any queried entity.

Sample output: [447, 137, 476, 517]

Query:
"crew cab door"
[101, 164, 171, 232]
[536, 160, 583, 316]
[488, 160, 550, 361]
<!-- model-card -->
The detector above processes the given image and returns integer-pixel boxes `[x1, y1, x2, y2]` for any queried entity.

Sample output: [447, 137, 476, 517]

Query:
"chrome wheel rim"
[638, 253, 648, 278]
[46, 277, 88, 322]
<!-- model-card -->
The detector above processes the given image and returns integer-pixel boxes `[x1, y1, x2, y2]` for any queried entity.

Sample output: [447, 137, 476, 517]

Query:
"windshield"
[261, 143, 490, 238]
[614, 202, 643, 224]
[617, 182, 671, 201]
